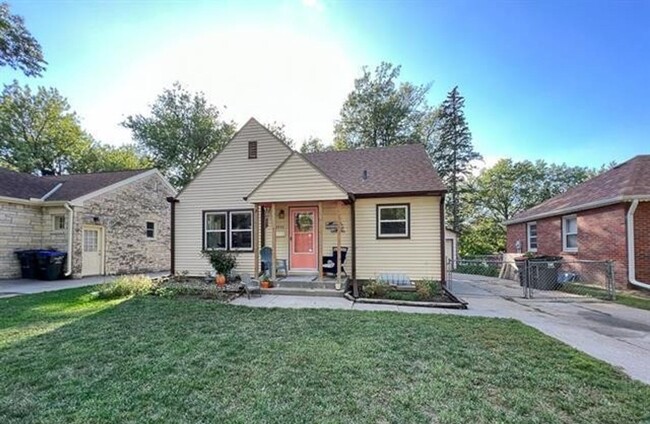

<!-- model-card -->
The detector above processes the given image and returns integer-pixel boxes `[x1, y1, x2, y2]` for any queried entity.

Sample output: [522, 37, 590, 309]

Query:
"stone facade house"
[0, 167, 175, 279]
[171, 118, 447, 296]
[505, 155, 650, 289]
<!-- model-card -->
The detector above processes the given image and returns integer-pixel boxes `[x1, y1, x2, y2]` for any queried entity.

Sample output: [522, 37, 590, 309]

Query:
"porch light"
[278, 209, 285, 220]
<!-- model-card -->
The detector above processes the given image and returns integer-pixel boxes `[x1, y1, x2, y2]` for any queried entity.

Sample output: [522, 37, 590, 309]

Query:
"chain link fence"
[452, 256, 616, 301]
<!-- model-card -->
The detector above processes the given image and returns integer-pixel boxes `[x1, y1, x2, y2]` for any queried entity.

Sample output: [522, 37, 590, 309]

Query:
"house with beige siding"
[0, 167, 175, 279]
[171, 118, 447, 295]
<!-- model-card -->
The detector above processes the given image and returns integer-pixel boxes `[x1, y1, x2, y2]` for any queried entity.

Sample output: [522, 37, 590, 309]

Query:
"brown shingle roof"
[0, 167, 152, 202]
[0, 167, 58, 199]
[43, 169, 151, 201]
[509, 154, 650, 223]
[305, 144, 446, 196]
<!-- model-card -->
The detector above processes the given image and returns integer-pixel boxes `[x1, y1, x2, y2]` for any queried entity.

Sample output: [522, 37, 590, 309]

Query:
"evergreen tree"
[432, 86, 482, 232]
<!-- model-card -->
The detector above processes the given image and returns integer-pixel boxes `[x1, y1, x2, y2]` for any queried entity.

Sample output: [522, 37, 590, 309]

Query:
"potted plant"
[260, 274, 272, 289]
[202, 250, 237, 287]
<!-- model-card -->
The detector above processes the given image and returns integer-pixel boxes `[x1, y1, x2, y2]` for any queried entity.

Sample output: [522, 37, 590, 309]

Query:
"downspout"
[350, 196, 358, 297]
[63, 203, 74, 277]
[166, 197, 179, 275]
[440, 194, 446, 285]
[626, 199, 650, 290]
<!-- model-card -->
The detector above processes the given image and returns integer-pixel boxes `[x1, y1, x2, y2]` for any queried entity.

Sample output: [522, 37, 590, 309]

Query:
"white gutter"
[63, 203, 74, 277]
[626, 199, 650, 290]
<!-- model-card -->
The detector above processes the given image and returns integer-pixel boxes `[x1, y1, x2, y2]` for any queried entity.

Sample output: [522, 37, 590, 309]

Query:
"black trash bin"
[528, 256, 562, 290]
[14, 250, 39, 279]
[36, 250, 67, 281]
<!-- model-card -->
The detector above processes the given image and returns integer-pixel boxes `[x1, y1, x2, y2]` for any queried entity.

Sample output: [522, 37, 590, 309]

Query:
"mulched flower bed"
[355, 280, 467, 309]
[152, 275, 242, 301]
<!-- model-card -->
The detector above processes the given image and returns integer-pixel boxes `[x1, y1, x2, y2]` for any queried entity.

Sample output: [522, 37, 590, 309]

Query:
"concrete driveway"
[232, 275, 650, 384]
[0, 272, 169, 298]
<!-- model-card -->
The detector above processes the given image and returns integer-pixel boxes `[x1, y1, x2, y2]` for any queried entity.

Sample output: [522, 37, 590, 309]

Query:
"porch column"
[318, 201, 324, 279]
[254, 204, 260, 277]
[336, 201, 342, 289]
[271, 203, 277, 280]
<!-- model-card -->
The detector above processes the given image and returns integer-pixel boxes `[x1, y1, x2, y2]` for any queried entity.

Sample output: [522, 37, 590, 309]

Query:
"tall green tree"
[0, 2, 46, 76]
[432, 86, 482, 232]
[265, 121, 295, 149]
[334, 62, 431, 149]
[70, 142, 152, 173]
[461, 158, 613, 255]
[122, 82, 236, 188]
[0, 81, 91, 175]
[300, 136, 328, 153]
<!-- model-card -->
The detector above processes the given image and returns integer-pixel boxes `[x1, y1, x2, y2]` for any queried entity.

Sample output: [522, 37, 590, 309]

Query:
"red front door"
[290, 207, 318, 270]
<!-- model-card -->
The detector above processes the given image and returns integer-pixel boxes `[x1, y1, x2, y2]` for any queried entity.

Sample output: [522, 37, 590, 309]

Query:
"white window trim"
[52, 214, 66, 232]
[526, 221, 537, 252]
[205, 212, 227, 250]
[562, 214, 578, 252]
[377, 204, 409, 238]
[146, 221, 156, 240]
[229, 211, 253, 251]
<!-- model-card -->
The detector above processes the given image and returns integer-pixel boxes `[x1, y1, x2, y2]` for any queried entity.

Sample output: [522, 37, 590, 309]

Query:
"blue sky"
[3, 0, 649, 168]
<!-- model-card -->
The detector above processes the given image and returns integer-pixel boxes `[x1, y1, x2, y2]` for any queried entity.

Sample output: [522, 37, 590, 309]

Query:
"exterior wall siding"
[247, 154, 347, 203]
[634, 201, 650, 283]
[175, 119, 292, 276]
[0, 201, 44, 279]
[71, 174, 173, 277]
[355, 196, 442, 281]
[506, 204, 629, 286]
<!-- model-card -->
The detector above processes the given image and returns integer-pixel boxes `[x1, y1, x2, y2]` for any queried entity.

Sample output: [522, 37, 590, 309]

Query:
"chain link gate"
[521, 259, 616, 301]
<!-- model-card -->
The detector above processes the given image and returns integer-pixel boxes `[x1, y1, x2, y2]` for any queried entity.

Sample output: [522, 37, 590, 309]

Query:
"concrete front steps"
[262, 277, 348, 297]
[260, 287, 345, 297]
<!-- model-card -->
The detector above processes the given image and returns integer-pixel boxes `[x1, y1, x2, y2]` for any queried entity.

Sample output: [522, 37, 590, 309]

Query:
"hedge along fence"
[454, 259, 502, 278]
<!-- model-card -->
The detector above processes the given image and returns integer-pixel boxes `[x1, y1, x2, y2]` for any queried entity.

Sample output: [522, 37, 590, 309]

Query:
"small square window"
[53, 215, 66, 231]
[377, 204, 409, 238]
[248, 141, 257, 159]
[146, 221, 155, 239]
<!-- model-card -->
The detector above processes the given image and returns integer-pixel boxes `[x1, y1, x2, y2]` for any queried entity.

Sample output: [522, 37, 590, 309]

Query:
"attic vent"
[248, 141, 258, 159]
[362, 170, 368, 180]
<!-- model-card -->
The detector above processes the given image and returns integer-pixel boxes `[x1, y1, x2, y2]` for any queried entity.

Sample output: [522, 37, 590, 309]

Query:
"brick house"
[0, 167, 175, 279]
[505, 155, 649, 289]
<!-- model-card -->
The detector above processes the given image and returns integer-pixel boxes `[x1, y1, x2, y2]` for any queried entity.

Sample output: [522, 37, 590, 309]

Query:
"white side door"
[82, 226, 104, 276]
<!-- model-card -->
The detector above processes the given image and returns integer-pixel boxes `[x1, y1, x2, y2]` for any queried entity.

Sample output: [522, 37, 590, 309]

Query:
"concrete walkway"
[0, 272, 169, 298]
[231, 275, 650, 384]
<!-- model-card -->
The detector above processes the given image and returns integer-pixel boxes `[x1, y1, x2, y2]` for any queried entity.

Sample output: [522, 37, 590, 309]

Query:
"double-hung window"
[146, 221, 155, 239]
[527, 222, 537, 252]
[562, 215, 578, 252]
[229, 211, 253, 250]
[377, 204, 409, 238]
[204, 210, 253, 251]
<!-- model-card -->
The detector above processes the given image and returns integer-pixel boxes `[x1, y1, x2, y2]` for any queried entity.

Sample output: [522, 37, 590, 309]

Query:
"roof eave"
[353, 190, 446, 198]
[505, 195, 650, 225]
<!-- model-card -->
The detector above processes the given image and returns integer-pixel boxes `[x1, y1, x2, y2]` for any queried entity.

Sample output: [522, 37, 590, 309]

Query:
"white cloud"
[77, 20, 358, 148]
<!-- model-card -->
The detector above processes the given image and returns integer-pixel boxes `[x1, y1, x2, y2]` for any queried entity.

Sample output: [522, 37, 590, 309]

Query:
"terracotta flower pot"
[261, 280, 271, 289]
[215, 274, 226, 287]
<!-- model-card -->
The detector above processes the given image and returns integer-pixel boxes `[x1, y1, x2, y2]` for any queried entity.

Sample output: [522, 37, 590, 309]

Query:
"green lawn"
[1, 288, 649, 423]
[560, 284, 650, 311]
